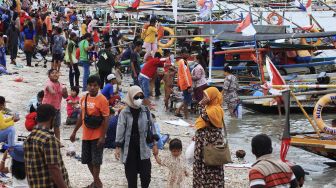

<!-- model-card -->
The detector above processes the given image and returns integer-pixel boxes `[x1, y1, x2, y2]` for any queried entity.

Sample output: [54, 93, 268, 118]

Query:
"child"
[65, 86, 80, 125]
[155, 138, 188, 188]
[42, 69, 68, 140]
[0, 145, 28, 188]
[163, 66, 177, 110]
[101, 74, 120, 106]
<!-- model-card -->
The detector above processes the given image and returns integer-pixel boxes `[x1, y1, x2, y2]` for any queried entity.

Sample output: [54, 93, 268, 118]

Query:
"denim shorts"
[183, 90, 192, 106]
[138, 75, 151, 99]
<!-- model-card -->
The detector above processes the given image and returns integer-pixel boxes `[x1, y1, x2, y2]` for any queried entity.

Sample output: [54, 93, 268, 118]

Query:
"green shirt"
[79, 39, 89, 61]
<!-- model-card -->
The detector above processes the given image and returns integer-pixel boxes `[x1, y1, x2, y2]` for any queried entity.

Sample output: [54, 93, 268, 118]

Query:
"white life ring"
[313, 93, 336, 134]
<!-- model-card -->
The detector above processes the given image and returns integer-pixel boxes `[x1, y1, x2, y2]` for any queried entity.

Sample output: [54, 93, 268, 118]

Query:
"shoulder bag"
[84, 94, 103, 129]
[204, 119, 232, 166]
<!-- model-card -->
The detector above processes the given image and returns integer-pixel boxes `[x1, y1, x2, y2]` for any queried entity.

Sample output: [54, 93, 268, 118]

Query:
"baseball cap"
[107, 74, 116, 81]
[9, 145, 24, 162]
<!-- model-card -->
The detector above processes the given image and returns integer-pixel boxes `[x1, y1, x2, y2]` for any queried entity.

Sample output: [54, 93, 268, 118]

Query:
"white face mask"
[133, 99, 143, 107]
[113, 84, 118, 90]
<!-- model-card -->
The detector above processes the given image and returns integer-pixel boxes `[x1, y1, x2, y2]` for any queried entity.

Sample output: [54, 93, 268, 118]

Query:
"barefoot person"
[70, 76, 109, 188]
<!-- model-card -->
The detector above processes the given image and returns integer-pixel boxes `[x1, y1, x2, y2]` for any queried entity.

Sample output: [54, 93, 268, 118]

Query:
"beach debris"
[164, 119, 191, 127]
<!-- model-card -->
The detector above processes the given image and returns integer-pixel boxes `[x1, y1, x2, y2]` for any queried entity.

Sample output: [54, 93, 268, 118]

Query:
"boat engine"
[317, 72, 330, 84]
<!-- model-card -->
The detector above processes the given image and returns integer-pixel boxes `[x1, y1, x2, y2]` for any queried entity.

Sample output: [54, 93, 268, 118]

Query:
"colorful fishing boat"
[282, 91, 336, 161]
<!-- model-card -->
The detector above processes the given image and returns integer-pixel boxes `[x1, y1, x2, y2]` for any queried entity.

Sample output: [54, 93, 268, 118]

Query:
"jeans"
[0, 126, 16, 147]
[69, 63, 80, 87]
[25, 51, 33, 66]
[138, 75, 150, 99]
[81, 61, 90, 91]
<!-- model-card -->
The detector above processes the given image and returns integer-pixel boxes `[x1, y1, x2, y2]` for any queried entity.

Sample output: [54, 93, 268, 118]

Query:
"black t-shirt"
[130, 51, 141, 74]
[97, 49, 115, 71]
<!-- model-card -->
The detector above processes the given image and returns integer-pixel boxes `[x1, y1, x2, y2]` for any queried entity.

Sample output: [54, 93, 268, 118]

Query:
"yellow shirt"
[144, 26, 158, 43]
[0, 111, 14, 130]
[81, 23, 87, 37]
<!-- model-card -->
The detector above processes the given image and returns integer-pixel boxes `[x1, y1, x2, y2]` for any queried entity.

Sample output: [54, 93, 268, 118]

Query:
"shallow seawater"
[228, 109, 336, 187]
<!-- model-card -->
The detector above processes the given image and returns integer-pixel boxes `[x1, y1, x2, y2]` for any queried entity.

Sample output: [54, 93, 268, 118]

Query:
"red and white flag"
[235, 13, 256, 36]
[132, 0, 141, 9]
[110, 0, 116, 7]
[306, 0, 312, 15]
[265, 56, 286, 95]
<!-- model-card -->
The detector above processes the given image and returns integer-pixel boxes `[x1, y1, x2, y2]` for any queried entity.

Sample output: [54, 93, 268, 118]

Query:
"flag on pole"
[294, 0, 312, 14]
[132, 0, 140, 9]
[199, 0, 214, 18]
[265, 56, 286, 95]
[280, 89, 291, 162]
[172, 0, 178, 24]
[235, 13, 256, 36]
[110, 0, 116, 7]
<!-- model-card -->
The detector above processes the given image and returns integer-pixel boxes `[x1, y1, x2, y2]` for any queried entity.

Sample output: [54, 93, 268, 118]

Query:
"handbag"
[144, 107, 159, 144]
[84, 94, 103, 129]
[203, 120, 232, 166]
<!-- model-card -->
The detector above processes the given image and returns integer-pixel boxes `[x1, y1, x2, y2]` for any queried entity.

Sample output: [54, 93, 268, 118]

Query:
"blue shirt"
[24, 28, 36, 40]
[101, 83, 114, 100]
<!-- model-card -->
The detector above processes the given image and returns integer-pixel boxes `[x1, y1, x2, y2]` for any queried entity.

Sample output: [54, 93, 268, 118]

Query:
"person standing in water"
[222, 66, 239, 118]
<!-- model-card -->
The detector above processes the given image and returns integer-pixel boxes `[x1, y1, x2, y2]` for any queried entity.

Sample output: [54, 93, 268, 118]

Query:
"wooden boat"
[242, 99, 336, 114]
[281, 90, 336, 161]
[268, 2, 295, 9]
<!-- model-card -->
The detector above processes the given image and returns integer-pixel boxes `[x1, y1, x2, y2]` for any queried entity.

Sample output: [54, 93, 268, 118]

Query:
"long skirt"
[193, 126, 225, 188]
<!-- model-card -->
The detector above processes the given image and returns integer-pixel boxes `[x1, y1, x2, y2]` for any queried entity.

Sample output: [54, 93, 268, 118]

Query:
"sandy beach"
[0, 51, 249, 187]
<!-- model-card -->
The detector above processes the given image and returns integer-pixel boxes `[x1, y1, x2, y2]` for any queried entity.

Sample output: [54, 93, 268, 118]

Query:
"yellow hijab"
[195, 87, 224, 130]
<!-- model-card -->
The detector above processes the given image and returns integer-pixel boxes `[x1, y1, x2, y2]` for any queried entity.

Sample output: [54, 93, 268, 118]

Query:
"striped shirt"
[249, 154, 297, 188]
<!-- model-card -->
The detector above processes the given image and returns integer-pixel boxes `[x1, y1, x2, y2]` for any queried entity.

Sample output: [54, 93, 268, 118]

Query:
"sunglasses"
[134, 95, 144, 100]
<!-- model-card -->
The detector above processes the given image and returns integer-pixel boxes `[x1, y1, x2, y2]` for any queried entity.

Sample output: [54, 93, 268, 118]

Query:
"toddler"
[155, 138, 188, 188]
[66, 86, 80, 123]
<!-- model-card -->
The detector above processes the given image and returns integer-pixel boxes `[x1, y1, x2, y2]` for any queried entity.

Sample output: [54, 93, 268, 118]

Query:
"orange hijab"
[195, 87, 224, 130]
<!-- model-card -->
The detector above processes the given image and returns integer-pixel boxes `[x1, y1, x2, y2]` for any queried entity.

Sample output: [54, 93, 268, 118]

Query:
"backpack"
[25, 112, 37, 132]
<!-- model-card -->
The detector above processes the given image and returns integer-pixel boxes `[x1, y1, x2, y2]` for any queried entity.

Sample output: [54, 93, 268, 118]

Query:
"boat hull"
[242, 102, 336, 114]
[291, 136, 336, 161]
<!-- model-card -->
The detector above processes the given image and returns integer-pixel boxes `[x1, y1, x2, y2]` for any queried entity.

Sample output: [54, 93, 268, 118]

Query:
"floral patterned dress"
[193, 126, 224, 187]
[161, 154, 188, 188]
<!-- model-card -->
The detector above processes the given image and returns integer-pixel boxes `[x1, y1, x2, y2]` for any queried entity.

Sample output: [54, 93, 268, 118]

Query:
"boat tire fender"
[300, 28, 322, 46]
[313, 94, 336, 135]
[158, 27, 176, 48]
[267, 12, 283, 26]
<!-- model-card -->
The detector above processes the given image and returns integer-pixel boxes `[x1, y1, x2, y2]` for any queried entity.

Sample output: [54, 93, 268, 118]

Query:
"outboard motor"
[317, 72, 330, 84]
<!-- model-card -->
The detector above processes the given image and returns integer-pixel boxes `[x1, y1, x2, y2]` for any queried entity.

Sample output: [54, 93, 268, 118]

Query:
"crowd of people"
[0, 0, 308, 188]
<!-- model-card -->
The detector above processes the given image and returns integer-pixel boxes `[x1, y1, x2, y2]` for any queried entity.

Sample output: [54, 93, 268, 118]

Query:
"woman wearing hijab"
[193, 87, 225, 187]
[115, 86, 158, 188]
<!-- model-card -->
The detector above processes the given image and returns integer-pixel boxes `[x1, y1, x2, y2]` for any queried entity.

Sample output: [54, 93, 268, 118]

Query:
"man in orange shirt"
[176, 48, 193, 119]
[70, 76, 109, 188]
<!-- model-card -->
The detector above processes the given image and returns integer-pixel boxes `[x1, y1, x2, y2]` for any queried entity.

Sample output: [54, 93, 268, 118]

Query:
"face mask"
[113, 84, 118, 90]
[133, 99, 143, 107]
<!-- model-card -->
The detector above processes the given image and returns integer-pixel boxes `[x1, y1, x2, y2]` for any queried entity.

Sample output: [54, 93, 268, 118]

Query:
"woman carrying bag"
[193, 87, 230, 187]
[65, 32, 80, 88]
[115, 86, 159, 188]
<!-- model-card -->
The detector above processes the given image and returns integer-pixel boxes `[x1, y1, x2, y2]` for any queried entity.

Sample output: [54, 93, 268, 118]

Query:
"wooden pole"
[271, 85, 336, 89]
[290, 91, 321, 137]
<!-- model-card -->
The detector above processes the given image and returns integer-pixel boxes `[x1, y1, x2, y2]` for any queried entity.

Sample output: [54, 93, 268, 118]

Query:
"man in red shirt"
[138, 52, 165, 106]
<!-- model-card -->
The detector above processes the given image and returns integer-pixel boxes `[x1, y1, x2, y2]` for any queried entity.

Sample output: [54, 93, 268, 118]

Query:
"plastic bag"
[185, 141, 195, 165]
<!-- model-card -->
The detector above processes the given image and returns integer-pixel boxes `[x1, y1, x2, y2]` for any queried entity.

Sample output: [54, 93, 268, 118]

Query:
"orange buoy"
[267, 12, 283, 26]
